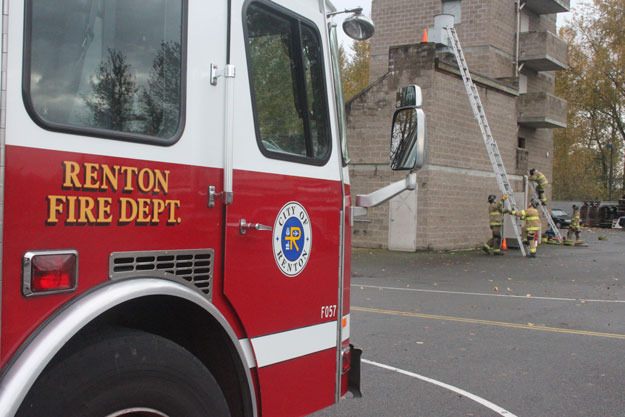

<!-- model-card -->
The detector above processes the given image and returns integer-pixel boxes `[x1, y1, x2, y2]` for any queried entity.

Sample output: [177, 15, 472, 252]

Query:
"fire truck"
[0, 1, 425, 416]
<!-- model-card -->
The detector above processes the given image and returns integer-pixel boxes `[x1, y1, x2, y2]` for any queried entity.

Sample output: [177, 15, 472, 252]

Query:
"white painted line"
[363, 359, 519, 417]
[353, 284, 625, 304]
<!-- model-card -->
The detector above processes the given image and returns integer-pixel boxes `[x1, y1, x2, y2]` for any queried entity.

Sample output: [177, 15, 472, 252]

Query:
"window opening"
[518, 137, 526, 149]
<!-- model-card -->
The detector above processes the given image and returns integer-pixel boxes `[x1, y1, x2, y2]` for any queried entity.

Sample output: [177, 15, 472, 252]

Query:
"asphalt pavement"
[311, 228, 625, 417]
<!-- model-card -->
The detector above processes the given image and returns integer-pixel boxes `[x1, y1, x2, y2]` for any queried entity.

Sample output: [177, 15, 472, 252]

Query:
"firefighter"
[528, 168, 549, 205]
[483, 194, 510, 256]
[514, 199, 542, 258]
[565, 204, 583, 246]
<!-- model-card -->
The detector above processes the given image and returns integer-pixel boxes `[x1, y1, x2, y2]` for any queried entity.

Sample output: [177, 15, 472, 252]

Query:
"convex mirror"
[390, 86, 426, 171]
[343, 12, 375, 41]
[328, 7, 375, 41]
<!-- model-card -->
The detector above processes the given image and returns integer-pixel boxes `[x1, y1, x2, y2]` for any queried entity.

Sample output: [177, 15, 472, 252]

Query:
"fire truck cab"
[0, 1, 424, 416]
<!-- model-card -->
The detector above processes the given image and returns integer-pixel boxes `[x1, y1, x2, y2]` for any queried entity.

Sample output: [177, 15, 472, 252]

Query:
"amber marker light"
[23, 250, 78, 296]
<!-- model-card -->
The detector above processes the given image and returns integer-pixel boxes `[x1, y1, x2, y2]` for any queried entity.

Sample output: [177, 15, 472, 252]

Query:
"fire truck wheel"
[17, 327, 231, 417]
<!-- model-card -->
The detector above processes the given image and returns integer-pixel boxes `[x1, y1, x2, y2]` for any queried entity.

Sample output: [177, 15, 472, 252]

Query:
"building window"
[518, 137, 526, 149]
[245, 2, 331, 165]
[24, 0, 186, 144]
[442, 0, 461, 24]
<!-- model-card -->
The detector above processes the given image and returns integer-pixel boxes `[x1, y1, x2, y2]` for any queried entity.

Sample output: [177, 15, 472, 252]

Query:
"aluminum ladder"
[528, 181, 563, 241]
[444, 26, 526, 256]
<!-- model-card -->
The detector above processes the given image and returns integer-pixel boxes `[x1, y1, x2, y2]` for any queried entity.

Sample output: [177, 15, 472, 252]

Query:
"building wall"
[351, 0, 566, 250]
[349, 44, 524, 250]
[370, 0, 440, 80]
[371, 0, 560, 81]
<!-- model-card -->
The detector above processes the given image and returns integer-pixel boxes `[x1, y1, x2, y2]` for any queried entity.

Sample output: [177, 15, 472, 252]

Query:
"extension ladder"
[444, 26, 527, 256]
[528, 181, 563, 241]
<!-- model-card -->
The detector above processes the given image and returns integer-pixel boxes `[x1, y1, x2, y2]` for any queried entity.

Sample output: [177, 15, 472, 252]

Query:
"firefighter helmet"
[530, 199, 540, 208]
[488, 194, 496, 203]
[529, 168, 536, 176]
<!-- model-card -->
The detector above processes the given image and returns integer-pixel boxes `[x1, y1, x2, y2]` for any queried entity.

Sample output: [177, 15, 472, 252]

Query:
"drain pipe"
[515, 0, 523, 78]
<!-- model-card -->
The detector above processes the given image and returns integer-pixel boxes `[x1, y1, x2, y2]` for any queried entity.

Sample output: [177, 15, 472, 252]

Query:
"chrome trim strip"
[335, 207, 345, 401]
[0, 0, 9, 357]
[0, 279, 258, 417]
[238, 338, 257, 368]
[22, 249, 79, 297]
[325, 1, 348, 401]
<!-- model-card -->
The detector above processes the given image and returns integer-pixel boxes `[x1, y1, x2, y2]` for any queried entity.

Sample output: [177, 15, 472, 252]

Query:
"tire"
[17, 328, 231, 417]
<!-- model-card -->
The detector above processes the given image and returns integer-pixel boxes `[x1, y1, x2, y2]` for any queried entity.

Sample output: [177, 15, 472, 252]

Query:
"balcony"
[524, 0, 569, 14]
[517, 92, 567, 129]
[519, 31, 568, 72]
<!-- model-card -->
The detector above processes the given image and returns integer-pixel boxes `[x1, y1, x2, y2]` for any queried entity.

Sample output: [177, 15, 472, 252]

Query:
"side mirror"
[390, 107, 426, 171]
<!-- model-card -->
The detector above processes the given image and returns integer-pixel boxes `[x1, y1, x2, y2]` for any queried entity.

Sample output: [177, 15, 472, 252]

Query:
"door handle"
[240, 219, 273, 235]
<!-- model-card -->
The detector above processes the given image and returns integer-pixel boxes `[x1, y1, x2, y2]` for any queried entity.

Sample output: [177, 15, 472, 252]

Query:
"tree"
[85, 49, 137, 132]
[340, 40, 370, 101]
[553, 0, 625, 200]
[140, 41, 182, 138]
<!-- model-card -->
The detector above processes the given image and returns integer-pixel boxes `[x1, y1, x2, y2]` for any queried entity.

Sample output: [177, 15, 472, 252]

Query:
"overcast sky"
[331, 0, 583, 53]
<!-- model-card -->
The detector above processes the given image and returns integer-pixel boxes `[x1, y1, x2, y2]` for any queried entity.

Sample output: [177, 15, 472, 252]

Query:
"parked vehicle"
[551, 209, 572, 228]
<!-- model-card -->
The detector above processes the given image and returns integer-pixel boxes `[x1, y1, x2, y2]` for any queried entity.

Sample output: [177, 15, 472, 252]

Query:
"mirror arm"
[353, 173, 417, 217]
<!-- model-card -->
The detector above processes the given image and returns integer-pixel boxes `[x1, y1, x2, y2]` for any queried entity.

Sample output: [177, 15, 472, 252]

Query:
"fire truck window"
[301, 25, 330, 159]
[246, 3, 330, 164]
[25, 0, 185, 143]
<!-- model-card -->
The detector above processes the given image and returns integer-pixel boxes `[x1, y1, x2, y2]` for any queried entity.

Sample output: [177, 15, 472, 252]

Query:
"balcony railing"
[518, 92, 567, 129]
[519, 31, 568, 72]
[523, 0, 569, 14]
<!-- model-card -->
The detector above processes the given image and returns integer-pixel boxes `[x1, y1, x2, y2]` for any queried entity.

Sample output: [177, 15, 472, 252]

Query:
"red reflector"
[342, 346, 351, 374]
[27, 253, 77, 295]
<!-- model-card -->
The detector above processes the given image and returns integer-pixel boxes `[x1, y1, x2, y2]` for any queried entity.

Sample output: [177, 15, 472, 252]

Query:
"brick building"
[348, 0, 569, 250]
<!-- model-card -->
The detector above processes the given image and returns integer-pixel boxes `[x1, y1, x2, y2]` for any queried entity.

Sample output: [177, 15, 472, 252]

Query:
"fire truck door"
[222, 1, 343, 415]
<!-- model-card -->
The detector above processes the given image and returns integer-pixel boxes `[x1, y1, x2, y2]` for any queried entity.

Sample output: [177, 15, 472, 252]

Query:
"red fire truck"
[0, 1, 425, 416]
